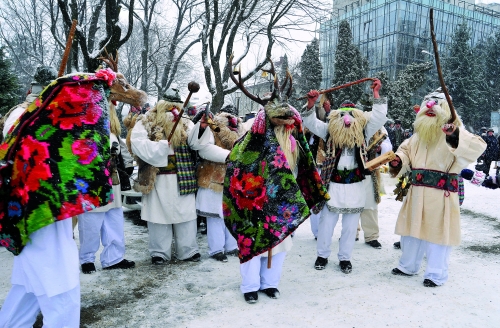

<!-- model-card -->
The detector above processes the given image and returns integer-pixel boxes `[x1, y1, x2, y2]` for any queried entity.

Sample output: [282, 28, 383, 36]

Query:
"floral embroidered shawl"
[0, 71, 115, 255]
[223, 108, 330, 263]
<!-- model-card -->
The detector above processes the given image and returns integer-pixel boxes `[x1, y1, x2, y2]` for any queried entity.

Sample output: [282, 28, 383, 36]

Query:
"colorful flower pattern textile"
[0, 72, 114, 255]
[223, 109, 330, 263]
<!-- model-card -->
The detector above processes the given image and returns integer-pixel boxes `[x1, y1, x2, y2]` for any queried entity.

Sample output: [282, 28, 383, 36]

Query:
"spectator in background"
[392, 119, 405, 152]
[480, 128, 499, 176]
[403, 129, 412, 140]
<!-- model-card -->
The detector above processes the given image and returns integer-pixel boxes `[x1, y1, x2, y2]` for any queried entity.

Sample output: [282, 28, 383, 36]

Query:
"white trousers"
[240, 252, 286, 293]
[397, 236, 452, 285]
[309, 212, 320, 238]
[147, 220, 199, 261]
[317, 207, 360, 260]
[0, 284, 80, 328]
[78, 207, 126, 268]
[206, 217, 237, 256]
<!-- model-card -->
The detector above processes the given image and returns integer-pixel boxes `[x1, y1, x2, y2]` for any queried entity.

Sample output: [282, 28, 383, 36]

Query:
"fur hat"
[33, 66, 57, 86]
[220, 104, 238, 117]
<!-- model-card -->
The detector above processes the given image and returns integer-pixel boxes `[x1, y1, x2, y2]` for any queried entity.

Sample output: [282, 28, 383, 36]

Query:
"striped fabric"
[174, 144, 197, 195]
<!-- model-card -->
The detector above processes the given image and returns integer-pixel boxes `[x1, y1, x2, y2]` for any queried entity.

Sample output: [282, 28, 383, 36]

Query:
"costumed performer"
[302, 79, 387, 273]
[188, 104, 244, 262]
[389, 88, 486, 287]
[0, 67, 146, 327]
[130, 88, 201, 265]
[224, 58, 329, 304]
[77, 101, 136, 274]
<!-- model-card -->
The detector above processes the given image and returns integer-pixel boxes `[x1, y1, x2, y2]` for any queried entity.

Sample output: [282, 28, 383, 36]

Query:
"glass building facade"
[319, 0, 500, 88]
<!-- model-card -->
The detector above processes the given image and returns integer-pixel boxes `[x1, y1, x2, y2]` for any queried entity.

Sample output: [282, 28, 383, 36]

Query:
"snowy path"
[1, 178, 499, 327]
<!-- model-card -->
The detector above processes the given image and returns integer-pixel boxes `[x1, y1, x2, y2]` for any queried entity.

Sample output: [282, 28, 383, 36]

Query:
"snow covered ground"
[1, 166, 500, 327]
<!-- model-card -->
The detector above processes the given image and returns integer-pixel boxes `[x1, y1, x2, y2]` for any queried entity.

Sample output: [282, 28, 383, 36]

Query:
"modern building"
[319, 0, 500, 89]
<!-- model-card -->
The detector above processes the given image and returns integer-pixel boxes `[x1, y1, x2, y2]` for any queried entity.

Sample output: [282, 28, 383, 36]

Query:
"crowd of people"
[0, 62, 488, 326]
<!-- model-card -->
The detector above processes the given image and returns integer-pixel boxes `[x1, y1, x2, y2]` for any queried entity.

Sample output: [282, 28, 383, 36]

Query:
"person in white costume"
[389, 89, 486, 287]
[77, 103, 136, 274]
[188, 105, 243, 262]
[130, 89, 200, 265]
[301, 79, 387, 274]
[0, 67, 80, 327]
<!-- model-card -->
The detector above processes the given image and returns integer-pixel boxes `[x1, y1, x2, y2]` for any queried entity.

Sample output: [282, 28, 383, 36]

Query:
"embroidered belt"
[411, 168, 459, 193]
[158, 155, 177, 175]
[330, 167, 365, 184]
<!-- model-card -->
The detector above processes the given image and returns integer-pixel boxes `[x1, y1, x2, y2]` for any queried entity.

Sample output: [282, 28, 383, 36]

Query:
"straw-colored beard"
[274, 125, 299, 172]
[156, 111, 187, 147]
[327, 109, 368, 149]
[414, 104, 448, 145]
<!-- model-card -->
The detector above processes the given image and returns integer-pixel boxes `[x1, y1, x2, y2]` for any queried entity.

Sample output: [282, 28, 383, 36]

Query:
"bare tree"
[0, 0, 60, 91]
[122, 0, 202, 97]
[200, 0, 328, 111]
[56, 0, 136, 72]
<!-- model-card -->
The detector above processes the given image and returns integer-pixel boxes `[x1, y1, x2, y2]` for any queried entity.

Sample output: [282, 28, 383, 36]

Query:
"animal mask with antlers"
[228, 55, 297, 128]
[98, 51, 148, 108]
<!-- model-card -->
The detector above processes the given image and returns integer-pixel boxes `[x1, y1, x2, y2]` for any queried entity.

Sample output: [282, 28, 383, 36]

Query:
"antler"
[262, 58, 280, 101]
[98, 48, 119, 72]
[228, 54, 267, 106]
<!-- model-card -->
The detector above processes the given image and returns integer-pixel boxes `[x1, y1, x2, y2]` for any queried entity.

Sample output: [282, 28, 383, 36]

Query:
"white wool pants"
[309, 212, 320, 238]
[240, 252, 286, 293]
[397, 236, 452, 285]
[356, 208, 379, 242]
[206, 217, 237, 256]
[147, 220, 199, 261]
[78, 207, 125, 268]
[317, 207, 360, 261]
[0, 284, 80, 328]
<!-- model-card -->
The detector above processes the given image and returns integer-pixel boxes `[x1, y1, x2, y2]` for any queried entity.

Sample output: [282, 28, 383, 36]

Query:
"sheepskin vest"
[197, 133, 229, 193]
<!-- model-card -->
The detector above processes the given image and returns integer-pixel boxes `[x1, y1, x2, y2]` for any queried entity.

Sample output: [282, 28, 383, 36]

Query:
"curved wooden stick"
[296, 77, 375, 101]
[167, 82, 200, 142]
[58, 19, 78, 77]
[430, 8, 457, 124]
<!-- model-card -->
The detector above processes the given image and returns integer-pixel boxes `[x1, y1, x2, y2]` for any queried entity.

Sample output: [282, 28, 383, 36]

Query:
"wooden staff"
[430, 8, 457, 124]
[267, 249, 272, 268]
[296, 77, 375, 101]
[58, 19, 78, 77]
[167, 82, 200, 142]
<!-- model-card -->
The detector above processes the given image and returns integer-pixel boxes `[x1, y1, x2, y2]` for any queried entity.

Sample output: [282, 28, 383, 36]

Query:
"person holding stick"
[224, 56, 329, 304]
[130, 87, 201, 265]
[389, 89, 486, 287]
[188, 104, 243, 263]
[301, 78, 387, 274]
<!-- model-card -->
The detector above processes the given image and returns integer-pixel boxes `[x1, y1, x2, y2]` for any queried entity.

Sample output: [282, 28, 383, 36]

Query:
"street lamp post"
[235, 90, 242, 115]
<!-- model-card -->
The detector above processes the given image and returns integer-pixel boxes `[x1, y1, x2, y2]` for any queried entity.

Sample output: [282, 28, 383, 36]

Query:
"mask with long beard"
[327, 109, 368, 149]
[414, 98, 456, 145]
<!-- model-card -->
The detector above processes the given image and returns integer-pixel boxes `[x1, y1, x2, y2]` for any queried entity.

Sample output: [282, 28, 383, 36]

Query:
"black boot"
[81, 263, 96, 274]
[260, 288, 280, 299]
[423, 279, 438, 287]
[339, 260, 352, 274]
[314, 256, 328, 270]
[103, 259, 135, 270]
[244, 291, 258, 304]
